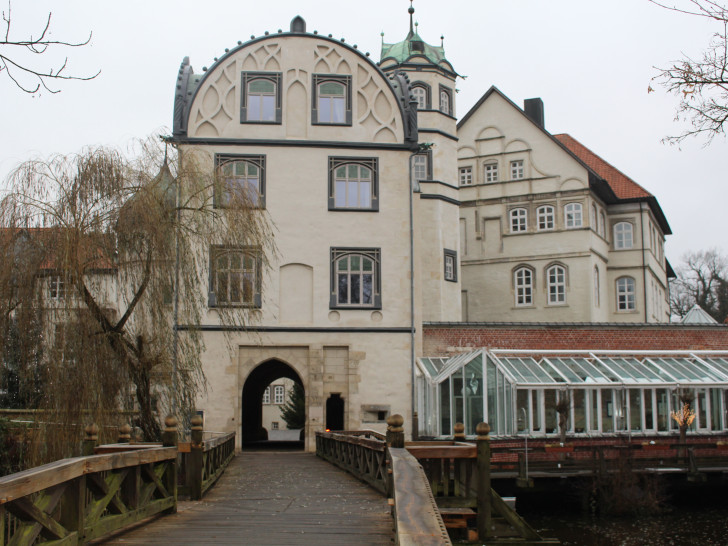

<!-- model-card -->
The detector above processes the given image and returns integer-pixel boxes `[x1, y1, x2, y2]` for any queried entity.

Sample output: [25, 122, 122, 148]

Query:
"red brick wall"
[423, 323, 728, 356]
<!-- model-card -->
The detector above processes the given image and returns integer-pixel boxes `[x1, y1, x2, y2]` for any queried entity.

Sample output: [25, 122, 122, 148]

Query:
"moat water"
[526, 506, 728, 545]
[509, 477, 728, 545]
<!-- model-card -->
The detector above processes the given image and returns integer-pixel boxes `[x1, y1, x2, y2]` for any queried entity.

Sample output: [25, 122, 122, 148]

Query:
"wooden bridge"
[6, 413, 726, 545]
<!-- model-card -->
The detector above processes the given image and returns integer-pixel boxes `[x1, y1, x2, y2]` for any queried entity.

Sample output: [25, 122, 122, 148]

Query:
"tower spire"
[408, 0, 415, 36]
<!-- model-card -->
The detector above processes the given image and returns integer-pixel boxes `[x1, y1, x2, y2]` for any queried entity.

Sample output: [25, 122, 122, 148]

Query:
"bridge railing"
[0, 418, 178, 546]
[179, 416, 235, 500]
[316, 418, 451, 545]
[315, 429, 388, 494]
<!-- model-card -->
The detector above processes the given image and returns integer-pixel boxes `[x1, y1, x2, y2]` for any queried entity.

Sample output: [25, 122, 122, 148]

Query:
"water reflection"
[528, 507, 728, 545]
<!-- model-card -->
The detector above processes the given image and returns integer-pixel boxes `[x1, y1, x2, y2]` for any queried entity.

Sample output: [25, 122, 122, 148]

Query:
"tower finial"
[441, 35, 444, 47]
[408, 0, 415, 35]
[381, 31, 385, 45]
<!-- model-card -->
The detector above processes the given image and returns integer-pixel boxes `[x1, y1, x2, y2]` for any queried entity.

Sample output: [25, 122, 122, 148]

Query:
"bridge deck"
[96, 451, 394, 545]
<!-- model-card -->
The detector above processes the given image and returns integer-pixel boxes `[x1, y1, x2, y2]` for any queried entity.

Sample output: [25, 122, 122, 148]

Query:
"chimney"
[524, 98, 544, 128]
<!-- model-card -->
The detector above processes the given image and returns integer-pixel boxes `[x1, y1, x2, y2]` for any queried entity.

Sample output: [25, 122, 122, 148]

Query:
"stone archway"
[241, 359, 303, 446]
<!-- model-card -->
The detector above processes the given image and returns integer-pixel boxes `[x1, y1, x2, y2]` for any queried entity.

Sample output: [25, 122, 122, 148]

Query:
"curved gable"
[177, 32, 412, 144]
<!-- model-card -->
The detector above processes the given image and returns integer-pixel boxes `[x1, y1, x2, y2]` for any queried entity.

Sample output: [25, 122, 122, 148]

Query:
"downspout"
[639, 202, 648, 322]
[409, 143, 430, 439]
[408, 151, 419, 441]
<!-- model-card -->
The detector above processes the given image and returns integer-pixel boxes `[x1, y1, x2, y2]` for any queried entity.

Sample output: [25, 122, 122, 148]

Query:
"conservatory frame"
[416, 350, 728, 438]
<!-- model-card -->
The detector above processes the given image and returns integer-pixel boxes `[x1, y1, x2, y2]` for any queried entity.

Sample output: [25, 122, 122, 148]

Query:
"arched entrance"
[241, 359, 304, 447]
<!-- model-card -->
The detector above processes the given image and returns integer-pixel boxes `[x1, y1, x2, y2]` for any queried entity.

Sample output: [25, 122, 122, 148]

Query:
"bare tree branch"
[0, 1, 99, 95]
[650, 0, 728, 143]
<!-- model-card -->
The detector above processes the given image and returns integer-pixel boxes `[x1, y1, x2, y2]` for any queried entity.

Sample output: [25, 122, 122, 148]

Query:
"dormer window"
[240, 72, 281, 124]
[411, 40, 424, 52]
[312, 74, 352, 125]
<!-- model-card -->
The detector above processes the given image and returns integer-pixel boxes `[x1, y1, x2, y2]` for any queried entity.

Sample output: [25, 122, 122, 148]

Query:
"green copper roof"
[381, 30, 447, 66]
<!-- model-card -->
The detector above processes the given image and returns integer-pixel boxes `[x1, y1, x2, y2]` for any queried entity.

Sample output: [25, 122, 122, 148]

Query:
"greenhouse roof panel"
[422, 350, 728, 388]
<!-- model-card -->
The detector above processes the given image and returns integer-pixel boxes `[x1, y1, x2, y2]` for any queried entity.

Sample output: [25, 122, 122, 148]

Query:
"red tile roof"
[553, 134, 652, 199]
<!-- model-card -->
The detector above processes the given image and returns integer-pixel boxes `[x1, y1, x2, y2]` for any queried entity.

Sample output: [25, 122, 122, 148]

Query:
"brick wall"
[423, 322, 728, 356]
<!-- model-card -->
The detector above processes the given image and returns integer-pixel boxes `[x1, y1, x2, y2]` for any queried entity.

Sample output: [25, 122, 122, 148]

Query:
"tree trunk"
[559, 411, 568, 444]
[132, 363, 161, 441]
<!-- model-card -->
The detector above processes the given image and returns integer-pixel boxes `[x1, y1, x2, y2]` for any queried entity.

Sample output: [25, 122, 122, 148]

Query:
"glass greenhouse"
[416, 350, 728, 438]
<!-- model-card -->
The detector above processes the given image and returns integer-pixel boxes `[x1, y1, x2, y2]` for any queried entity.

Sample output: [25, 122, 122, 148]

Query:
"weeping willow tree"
[0, 137, 274, 464]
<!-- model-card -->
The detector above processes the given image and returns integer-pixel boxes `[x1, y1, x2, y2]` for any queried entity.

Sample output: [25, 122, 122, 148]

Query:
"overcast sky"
[1, 0, 725, 265]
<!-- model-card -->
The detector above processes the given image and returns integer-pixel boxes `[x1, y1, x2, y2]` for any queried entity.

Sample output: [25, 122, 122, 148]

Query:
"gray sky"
[1, 0, 725, 265]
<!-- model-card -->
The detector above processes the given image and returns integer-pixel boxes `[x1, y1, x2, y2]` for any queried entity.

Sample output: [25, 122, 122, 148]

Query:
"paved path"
[98, 451, 394, 545]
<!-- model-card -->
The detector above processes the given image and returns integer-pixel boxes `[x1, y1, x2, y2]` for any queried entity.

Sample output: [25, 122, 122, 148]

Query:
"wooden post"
[187, 414, 204, 500]
[412, 411, 419, 441]
[60, 475, 86, 542]
[476, 422, 491, 541]
[162, 415, 178, 513]
[118, 423, 132, 444]
[386, 414, 405, 448]
[82, 423, 98, 456]
[453, 422, 466, 442]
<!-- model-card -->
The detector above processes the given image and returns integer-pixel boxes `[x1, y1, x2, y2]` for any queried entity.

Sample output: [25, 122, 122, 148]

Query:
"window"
[537, 205, 554, 231]
[590, 204, 597, 231]
[510, 208, 528, 233]
[599, 211, 606, 237]
[510, 160, 524, 180]
[274, 385, 285, 404]
[209, 247, 262, 308]
[546, 264, 566, 305]
[328, 157, 378, 211]
[444, 249, 457, 282]
[439, 85, 453, 115]
[614, 221, 633, 249]
[514, 267, 533, 307]
[564, 203, 583, 229]
[271, 421, 279, 430]
[411, 83, 430, 109]
[215, 155, 265, 208]
[330, 248, 381, 309]
[484, 162, 499, 183]
[594, 266, 600, 307]
[459, 167, 473, 186]
[49, 275, 67, 299]
[412, 151, 432, 182]
[240, 72, 281, 123]
[263, 387, 271, 404]
[312, 74, 352, 125]
[616, 276, 636, 311]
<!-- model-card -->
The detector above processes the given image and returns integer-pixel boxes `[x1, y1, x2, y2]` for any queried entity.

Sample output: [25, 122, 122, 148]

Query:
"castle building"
[169, 7, 675, 447]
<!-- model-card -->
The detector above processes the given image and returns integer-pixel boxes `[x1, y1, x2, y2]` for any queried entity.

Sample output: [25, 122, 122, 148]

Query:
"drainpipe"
[639, 202, 648, 322]
[408, 145, 428, 440]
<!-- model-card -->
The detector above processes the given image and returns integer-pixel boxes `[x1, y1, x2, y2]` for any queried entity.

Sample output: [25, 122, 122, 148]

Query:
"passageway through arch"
[241, 359, 304, 448]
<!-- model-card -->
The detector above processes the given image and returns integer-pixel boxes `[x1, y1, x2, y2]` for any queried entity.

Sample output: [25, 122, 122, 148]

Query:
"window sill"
[328, 207, 379, 213]
[444, 277, 458, 283]
[312, 121, 353, 127]
[240, 120, 282, 125]
[546, 303, 568, 307]
[513, 305, 536, 310]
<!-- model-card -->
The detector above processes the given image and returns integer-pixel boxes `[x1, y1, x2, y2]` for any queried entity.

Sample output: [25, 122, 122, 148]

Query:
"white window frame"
[564, 203, 583, 229]
[510, 160, 524, 180]
[459, 166, 473, 186]
[616, 276, 636, 311]
[510, 208, 528, 233]
[263, 387, 271, 404]
[49, 275, 67, 300]
[614, 221, 634, 250]
[412, 85, 428, 109]
[546, 264, 566, 305]
[536, 205, 554, 231]
[514, 267, 533, 307]
[484, 162, 499, 183]
[274, 385, 285, 404]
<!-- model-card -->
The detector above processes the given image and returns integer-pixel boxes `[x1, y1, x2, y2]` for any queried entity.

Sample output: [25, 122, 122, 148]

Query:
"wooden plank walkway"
[96, 451, 394, 545]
